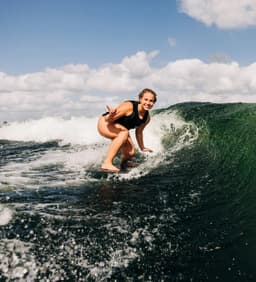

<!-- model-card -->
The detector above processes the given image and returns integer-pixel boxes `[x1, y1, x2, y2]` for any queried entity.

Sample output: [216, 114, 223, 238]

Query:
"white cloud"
[1, 51, 256, 121]
[179, 0, 256, 29]
[168, 37, 177, 47]
[208, 53, 231, 64]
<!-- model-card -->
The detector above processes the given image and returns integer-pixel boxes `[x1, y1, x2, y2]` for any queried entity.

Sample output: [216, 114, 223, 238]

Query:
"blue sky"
[1, 0, 256, 120]
[1, 0, 255, 74]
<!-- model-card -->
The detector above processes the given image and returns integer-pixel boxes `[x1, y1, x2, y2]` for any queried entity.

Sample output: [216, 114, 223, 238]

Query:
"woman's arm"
[135, 116, 153, 152]
[104, 102, 133, 122]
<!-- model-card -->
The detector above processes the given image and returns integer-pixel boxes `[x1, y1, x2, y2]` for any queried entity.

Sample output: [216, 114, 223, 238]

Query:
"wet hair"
[138, 88, 157, 103]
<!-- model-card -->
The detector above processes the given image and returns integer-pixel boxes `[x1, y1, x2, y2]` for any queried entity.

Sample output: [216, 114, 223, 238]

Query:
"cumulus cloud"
[208, 53, 232, 64]
[179, 0, 256, 29]
[1, 51, 256, 121]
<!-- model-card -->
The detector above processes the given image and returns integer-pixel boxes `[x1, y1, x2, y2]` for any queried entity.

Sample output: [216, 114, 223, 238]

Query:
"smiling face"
[139, 91, 156, 111]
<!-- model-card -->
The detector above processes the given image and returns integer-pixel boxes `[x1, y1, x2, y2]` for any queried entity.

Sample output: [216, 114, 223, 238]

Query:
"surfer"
[97, 88, 157, 172]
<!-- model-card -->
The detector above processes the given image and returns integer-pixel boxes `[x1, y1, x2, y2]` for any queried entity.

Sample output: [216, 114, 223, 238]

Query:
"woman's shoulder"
[117, 101, 134, 116]
[119, 100, 134, 109]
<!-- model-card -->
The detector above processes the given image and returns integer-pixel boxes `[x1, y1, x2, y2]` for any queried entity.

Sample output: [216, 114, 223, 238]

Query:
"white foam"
[0, 205, 13, 226]
[0, 144, 107, 189]
[0, 111, 198, 188]
[0, 239, 37, 280]
[118, 111, 198, 180]
[144, 111, 190, 152]
[0, 116, 101, 145]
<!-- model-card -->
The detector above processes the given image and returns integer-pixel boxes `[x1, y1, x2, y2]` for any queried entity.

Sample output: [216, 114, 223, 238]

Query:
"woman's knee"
[128, 148, 135, 158]
[123, 146, 135, 158]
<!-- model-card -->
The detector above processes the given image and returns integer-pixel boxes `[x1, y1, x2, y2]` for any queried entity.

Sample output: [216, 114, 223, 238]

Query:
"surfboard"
[86, 162, 139, 179]
[85, 168, 129, 179]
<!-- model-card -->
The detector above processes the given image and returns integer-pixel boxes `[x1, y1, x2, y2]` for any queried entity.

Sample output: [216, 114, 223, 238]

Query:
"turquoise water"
[0, 102, 255, 281]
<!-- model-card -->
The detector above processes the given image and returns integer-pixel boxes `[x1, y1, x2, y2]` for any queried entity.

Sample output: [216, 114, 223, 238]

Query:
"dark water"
[0, 102, 256, 281]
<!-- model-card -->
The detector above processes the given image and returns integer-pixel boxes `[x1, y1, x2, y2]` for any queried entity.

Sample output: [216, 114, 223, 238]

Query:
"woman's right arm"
[104, 105, 117, 122]
[104, 102, 132, 123]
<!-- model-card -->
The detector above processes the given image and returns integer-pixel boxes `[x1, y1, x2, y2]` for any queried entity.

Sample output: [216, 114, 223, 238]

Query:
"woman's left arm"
[135, 116, 153, 152]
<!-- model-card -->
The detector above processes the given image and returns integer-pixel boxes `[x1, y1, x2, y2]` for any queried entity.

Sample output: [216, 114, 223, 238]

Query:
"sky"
[1, 0, 256, 121]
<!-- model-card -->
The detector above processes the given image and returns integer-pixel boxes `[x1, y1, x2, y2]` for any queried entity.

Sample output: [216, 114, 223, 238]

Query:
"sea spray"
[119, 110, 198, 180]
[0, 111, 198, 187]
[0, 116, 100, 145]
[0, 205, 13, 226]
[0, 240, 37, 281]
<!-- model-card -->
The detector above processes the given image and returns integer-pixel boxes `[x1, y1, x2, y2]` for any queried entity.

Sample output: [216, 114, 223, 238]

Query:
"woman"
[97, 88, 157, 172]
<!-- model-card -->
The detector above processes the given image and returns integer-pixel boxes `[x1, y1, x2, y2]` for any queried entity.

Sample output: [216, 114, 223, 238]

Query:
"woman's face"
[139, 92, 155, 110]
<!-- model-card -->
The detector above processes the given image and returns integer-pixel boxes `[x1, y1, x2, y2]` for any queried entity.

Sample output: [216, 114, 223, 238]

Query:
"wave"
[175, 102, 256, 192]
[0, 110, 198, 189]
[0, 116, 100, 145]
[1, 102, 255, 192]
[1, 102, 256, 281]
[173, 102, 256, 263]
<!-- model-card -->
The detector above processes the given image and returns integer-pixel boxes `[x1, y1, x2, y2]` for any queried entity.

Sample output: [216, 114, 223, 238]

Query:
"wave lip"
[0, 116, 100, 145]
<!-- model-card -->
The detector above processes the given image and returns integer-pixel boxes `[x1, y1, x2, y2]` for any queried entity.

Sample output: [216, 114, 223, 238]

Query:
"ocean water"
[0, 102, 255, 281]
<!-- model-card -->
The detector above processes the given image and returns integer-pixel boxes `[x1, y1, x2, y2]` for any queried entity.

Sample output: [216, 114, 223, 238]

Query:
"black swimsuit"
[103, 101, 148, 130]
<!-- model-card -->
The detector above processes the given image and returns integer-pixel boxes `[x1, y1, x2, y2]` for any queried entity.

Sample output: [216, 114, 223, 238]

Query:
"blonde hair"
[138, 88, 157, 103]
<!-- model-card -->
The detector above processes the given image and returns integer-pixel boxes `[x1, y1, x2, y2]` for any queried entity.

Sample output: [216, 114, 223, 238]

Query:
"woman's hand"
[142, 148, 153, 153]
[104, 105, 117, 121]
[106, 105, 117, 117]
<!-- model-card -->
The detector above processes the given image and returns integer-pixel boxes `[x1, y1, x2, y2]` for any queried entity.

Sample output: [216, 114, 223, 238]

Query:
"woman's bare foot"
[101, 163, 120, 173]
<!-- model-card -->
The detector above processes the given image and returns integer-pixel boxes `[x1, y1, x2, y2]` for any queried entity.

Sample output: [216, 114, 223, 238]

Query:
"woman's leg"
[103, 130, 129, 168]
[120, 136, 135, 163]
[97, 117, 129, 172]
